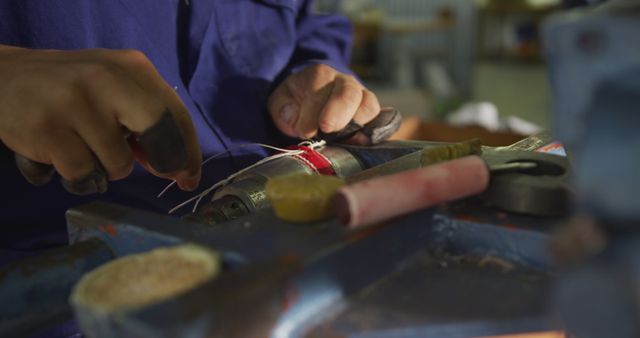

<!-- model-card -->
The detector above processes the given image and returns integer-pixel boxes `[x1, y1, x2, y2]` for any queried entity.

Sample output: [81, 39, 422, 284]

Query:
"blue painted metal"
[543, 2, 640, 337]
[1, 150, 567, 338]
[67, 203, 346, 263]
[0, 195, 563, 338]
[543, 1, 640, 222]
[59, 201, 560, 338]
[0, 238, 113, 337]
[303, 202, 561, 337]
[554, 236, 640, 338]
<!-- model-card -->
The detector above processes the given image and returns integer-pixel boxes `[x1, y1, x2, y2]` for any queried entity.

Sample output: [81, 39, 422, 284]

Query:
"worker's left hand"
[268, 64, 381, 140]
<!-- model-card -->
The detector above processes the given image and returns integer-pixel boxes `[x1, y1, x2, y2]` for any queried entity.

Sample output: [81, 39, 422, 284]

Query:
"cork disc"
[70, 244, 220, 313]
[266, 174, 344, 223]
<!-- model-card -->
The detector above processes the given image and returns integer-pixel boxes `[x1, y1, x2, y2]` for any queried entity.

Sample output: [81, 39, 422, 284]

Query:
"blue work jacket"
[0, 0, 352, 264]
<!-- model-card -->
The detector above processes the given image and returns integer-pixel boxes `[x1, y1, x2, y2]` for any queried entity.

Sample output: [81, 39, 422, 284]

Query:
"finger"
[108, 50, 201, 187]
[80, 65, 183, 172]
[360, 107, 403, 144]
[353, 90, 381, 126]
[287, 63, 336, 100]
[73, 110, 134, 181]
[137, 109, 188, 174]
[80, 54, 199, 190]
[347, 107, 403, 146]
[14, 154, 55, 186]
[267, 84, 300, 138]
[318, 75, 363, 134]
[78, 59, 165, 131]
[60, 162, 108, 195]
[317, 120, 363, 143]
[295, 82, 333, 139]
[46, 130, 107, 195]
[342, 89, 383, 146]
[291, 65, 337, 139]
[132, 111, 198, 191]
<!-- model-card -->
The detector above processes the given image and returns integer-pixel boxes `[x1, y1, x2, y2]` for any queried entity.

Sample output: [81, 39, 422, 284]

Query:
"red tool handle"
[335, 155, 490, 228]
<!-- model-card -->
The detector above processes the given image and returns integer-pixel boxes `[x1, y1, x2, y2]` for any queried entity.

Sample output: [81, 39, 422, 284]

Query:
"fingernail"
[280, 104, 298, 125]
[61, 164, 108, 195]
[15, 154, 55, 186]
[179, 175, 200, 192]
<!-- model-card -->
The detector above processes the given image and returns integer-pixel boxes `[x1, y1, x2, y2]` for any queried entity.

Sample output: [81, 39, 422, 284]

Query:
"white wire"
[165, 139, 327, 214]
[168, 150, 304, 214]
[157, 142, 311, 198]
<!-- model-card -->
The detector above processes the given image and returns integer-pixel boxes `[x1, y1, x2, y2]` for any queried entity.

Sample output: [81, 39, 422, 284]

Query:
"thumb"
[268, 84, 300, 138]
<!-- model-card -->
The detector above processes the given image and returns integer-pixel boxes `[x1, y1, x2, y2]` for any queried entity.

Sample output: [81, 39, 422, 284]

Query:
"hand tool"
[0, 133, 567, 337]
[191, 113, 552, 225]
[345, 138, 482, 183]
[480, 149, 571, 216]
[334, 132, 570, 228]
[188, 108, 403, 224]
[52, 199, 556, 338]
[316, 107, 402, 144]
[479, 130, 571, 216]
[192, 130, 569, 226]
[0, 170, 562, 338]
[189, 140, 435, 224]
[336, 154, 540, 229]
[544, 4, 640, 338]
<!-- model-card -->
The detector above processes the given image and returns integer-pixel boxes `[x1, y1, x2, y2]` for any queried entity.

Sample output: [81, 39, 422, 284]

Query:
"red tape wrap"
[286, 146, 336, 176]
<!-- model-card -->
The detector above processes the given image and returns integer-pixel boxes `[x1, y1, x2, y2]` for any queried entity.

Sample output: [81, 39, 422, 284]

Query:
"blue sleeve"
[282, 0, 354, 78]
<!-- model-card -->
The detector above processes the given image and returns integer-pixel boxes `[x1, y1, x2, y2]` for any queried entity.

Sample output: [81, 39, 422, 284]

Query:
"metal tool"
[317, 107, 403, 144]
[336, 143, 569, 229]
[189, 141, 420, 224]
[196, 130, 570, 227]
[544, 2, 640, 338]
[346, 138, 483, 183]
[190, 140, 494, 224]
[481, 150, 572, 216]
[476, 130, 572, 216]
[8, 199, 555, 338]
[0, 133, 569, 337]
[342, 132, 571, 217]
[190, 108, 403, 224]
[0, 188, 564, 337]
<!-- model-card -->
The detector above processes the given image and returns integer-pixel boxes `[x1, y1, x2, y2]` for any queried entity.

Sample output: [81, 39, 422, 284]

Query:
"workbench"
[1, 192, 563, 337]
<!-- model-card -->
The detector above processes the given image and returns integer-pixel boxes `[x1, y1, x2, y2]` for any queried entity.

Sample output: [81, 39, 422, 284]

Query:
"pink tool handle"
[335, 155, 490, 228]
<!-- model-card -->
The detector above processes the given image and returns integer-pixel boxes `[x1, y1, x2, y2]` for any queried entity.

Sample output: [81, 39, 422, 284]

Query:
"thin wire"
[190, 151, 304, 212]
[157, 142, 308, 198]
[168, 151, 303, 214]
[166, 140, 326, 214]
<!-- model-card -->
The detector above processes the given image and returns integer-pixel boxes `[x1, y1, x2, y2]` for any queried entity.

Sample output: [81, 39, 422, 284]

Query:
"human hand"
[0, 46, 201, 194]
[267, 64, 381, 142]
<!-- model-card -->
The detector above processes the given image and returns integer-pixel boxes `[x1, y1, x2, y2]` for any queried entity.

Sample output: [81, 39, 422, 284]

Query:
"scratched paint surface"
[306, 249, 555, 338]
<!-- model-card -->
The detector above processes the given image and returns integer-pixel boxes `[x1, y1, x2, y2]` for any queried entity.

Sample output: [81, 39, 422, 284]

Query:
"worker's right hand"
[0, 46, 202, 194]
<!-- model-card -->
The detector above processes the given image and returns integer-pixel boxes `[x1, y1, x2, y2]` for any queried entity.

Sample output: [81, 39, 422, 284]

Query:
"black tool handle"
[317, 108, 402, 144]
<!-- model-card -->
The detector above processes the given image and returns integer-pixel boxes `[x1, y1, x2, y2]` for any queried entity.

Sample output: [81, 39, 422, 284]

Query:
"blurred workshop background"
[316, 0, 562, 142]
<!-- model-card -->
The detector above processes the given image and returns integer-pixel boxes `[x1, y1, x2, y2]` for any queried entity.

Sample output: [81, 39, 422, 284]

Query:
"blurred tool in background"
[543, 1, 640, 337]
[337, 133, 569, 228]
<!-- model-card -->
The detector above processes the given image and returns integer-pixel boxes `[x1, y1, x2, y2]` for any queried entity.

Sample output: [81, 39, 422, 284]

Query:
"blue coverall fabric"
[0, 0, 352, 265]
